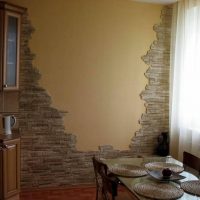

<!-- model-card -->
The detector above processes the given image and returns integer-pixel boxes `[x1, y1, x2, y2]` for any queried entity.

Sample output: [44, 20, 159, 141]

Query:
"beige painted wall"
[8, 0, 162, 150]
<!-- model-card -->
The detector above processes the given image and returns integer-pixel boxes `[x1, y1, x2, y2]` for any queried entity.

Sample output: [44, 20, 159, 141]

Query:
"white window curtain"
[170, 0, 200, 160]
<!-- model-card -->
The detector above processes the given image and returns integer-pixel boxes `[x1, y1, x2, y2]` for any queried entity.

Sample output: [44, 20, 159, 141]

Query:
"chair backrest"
[92, 157, 108, 189]
[92, 156, 108, 175]
[92, 156, 118, 200]
[101, 173, 118, 200]
[183, 151, 200, 176]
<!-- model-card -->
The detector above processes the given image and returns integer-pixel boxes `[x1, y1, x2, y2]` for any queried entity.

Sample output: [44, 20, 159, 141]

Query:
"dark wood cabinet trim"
[0, 145, 3, 199]
[3, 11, 21, 91]
[0, 136, 20, 200]
[0, 9, 5, 92]
[0, 1, 25, 91]
[0, 2, 26, 14]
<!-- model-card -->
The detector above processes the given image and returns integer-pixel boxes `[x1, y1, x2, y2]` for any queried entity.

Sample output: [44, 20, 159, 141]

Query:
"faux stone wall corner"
[19, 12, 134, 189]
[129, 6, 172, 154]
[19, 6, 172, 188]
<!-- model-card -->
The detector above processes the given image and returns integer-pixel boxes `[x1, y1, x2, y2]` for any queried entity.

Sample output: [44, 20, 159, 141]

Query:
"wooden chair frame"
[183, 151, 200, 177]
[92, 156, 109, 200]
[101, 172, 118, 200]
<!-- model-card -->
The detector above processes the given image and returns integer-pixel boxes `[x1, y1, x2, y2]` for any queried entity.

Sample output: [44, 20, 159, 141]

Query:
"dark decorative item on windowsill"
[156, 132, 169, 156]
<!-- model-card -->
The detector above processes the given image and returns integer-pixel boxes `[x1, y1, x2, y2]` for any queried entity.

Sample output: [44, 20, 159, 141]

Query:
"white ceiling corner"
[132, 0, 177, 5]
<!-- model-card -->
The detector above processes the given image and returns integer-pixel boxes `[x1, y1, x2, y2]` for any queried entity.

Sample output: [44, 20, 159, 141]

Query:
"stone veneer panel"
[130, 6, 172, 154]
[19, 12, 133, 189]
[19, 6, 172, 188]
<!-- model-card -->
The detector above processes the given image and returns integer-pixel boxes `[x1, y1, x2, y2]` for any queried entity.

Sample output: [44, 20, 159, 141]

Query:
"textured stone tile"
[129, 6, 172, 154]
[18, 6, 172, 189]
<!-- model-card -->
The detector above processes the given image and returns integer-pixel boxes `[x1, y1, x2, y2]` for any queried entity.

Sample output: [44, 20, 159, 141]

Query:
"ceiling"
[133, 0, 177, 5]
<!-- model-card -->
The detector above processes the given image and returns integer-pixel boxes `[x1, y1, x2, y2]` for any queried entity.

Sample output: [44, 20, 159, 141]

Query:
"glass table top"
[103, 156, 199, 200]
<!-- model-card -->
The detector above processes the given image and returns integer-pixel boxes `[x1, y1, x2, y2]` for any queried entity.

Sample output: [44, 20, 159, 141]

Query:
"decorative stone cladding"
[19, 6, 172, 188]
[19, 12, 134, 189]
[130, 6, 172, 154]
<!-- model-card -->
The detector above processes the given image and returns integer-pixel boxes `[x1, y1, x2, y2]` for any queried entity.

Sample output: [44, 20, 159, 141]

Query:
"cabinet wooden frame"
[3, 11, 21, 91]
[0, 134, 20, 200]
[0, 1, 25, 91]
[0, 146, 3, 199]
[3, 138, 20, 199]
[0, 6, 5, 92]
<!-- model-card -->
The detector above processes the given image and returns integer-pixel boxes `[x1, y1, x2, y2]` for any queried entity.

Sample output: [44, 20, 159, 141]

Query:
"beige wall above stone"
[7, 0, 162, 150]
[1, 0, 173, 188]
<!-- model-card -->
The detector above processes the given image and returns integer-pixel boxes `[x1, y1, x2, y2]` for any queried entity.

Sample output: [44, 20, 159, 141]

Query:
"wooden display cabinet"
[0, 133, 20, 200]
[0, 2, 25, 91]
[0, 2, 24, 198]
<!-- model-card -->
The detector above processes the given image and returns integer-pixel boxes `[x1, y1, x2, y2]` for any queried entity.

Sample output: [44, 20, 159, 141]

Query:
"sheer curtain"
[170, 0, 200, 160]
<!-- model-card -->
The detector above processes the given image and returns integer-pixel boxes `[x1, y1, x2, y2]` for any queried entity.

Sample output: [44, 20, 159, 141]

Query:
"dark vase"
[156, 132, 169, 156]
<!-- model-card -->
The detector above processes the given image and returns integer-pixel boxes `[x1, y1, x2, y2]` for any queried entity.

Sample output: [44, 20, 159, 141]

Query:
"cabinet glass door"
[4, 13, 20, 90]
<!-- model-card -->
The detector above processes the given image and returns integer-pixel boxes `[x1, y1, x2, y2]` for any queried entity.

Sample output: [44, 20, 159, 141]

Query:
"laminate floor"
[20, 185, 96, 200]
[20, 185, 135, 200]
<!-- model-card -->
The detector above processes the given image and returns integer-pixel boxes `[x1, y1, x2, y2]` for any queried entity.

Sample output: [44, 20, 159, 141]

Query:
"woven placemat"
[145, 162, 184, 173]
[133, 182, 184, 200]
[109, 164, 147, 177]
[181, 180, 200, 196]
